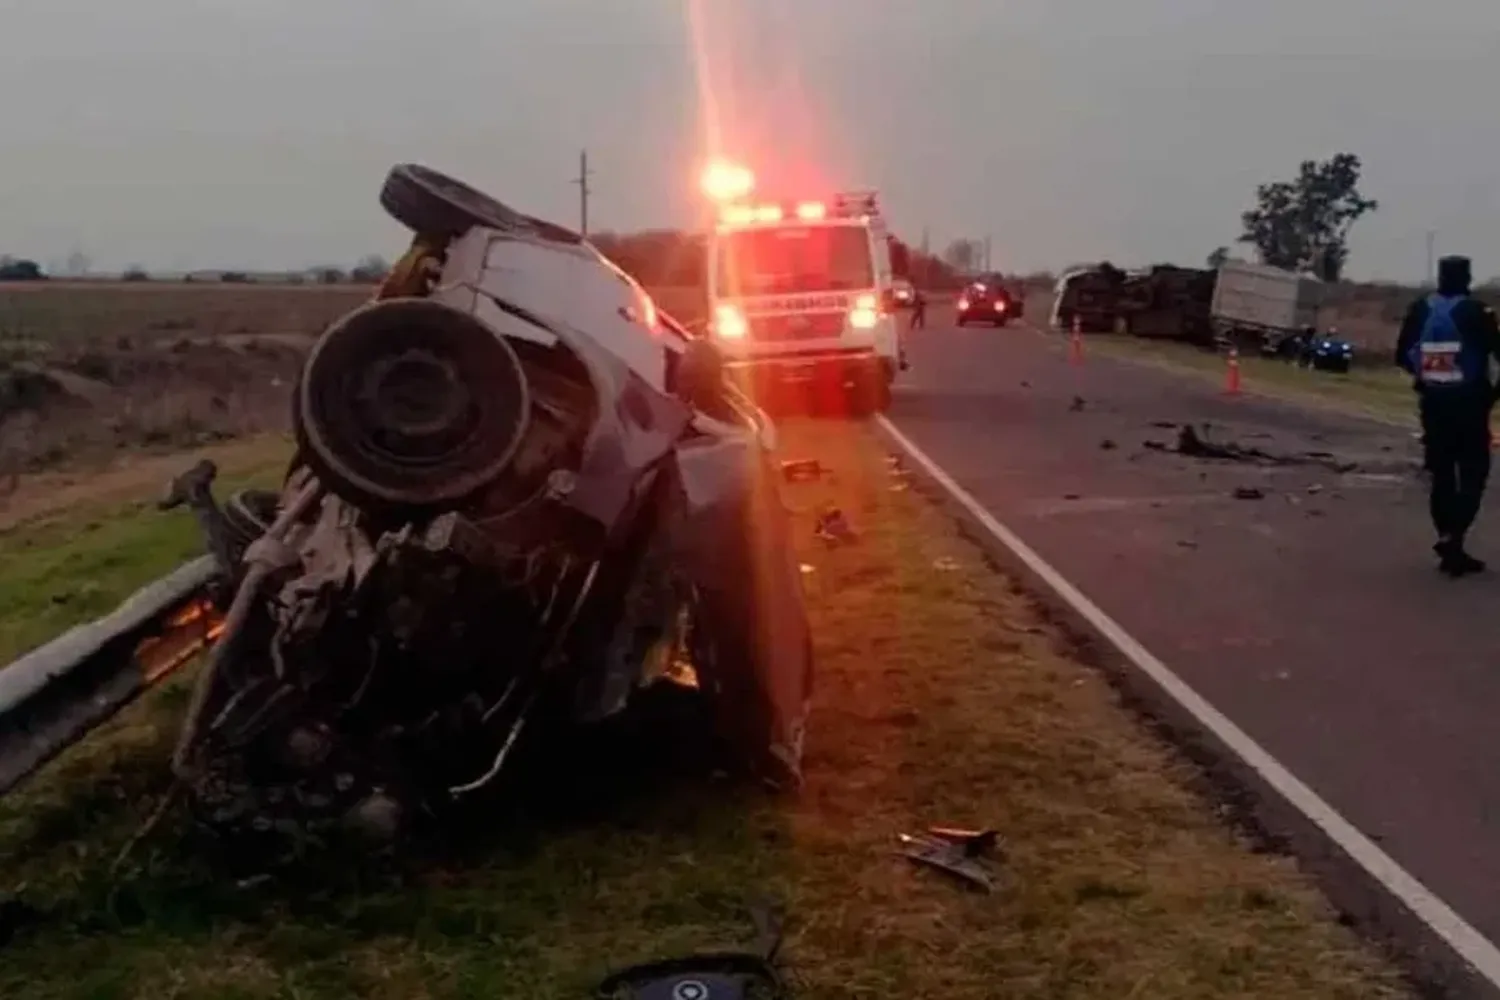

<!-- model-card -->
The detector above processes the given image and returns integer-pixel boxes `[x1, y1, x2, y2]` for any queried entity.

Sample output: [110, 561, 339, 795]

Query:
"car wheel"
[379, 164, 535, 238]
[294, 298, 532, 514]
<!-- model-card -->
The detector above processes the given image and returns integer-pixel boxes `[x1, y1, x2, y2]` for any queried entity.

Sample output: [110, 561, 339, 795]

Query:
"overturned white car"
[0, 165, 815, 847]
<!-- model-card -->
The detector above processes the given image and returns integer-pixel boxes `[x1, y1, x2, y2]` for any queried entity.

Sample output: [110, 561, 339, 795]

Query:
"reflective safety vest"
[1411, 293, 1484, 389]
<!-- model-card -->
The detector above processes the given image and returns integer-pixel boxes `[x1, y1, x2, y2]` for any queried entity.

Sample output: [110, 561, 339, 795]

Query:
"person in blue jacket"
[1395, 255, 1500, 576]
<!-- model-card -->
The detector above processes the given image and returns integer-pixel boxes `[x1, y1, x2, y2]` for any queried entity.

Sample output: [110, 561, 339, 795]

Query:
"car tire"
[379, 164, 534, 238]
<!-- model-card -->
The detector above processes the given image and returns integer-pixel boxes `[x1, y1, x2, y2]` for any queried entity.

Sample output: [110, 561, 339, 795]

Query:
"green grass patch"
[1083, 335, 1418, 425]
[0, 439, 291, 663]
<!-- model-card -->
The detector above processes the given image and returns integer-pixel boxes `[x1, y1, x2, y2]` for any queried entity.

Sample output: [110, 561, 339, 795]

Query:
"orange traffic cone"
[1224, 347, 1242, 396]
[1068, 316, 1084, 365]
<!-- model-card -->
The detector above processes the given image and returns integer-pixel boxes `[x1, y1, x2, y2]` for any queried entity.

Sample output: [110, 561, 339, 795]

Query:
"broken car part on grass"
[595, 903, 791, 1000]
[0, 164, 815, 847]
[897, 826, 1003, 893]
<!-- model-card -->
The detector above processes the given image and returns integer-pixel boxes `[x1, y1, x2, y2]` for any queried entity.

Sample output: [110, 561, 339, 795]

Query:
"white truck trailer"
[1209, 259, 1323, 346]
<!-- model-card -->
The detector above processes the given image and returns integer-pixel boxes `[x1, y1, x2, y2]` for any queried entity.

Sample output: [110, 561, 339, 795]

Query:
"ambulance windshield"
[713, 225, 873, 296]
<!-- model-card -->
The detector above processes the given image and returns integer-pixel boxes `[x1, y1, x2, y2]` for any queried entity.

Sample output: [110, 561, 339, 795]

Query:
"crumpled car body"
[159, 165, 814, 842]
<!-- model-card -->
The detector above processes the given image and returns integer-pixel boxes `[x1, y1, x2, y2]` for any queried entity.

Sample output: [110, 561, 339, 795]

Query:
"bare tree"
[943, 239, 980, 274]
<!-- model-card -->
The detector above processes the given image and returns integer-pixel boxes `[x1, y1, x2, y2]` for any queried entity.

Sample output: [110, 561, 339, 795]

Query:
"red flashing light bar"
[718, 190, 880, 227]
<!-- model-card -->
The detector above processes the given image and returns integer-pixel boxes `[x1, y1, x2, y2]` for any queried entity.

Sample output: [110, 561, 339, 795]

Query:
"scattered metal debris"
[898, 826, 1003, 892]
[781, 458, 824, 484]
[885, 454, 911, 491]
[814, 507, 857, 547]
[1160, 424, 1361, 474]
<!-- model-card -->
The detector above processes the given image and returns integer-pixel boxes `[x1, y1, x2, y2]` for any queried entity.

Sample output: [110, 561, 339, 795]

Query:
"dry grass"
[0, 282, 371, 347]
[0, 281, 707, 348]
[0, 283, 705, 479]
[0, 420, 1411, 999]
[1079, 334, 1417, 425]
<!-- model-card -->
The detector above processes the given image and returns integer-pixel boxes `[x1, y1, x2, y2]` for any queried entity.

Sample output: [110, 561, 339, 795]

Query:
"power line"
[572, 150, 593, 236]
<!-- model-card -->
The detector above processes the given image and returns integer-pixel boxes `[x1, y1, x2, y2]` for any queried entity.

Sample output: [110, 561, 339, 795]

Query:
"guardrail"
[0, 556, 222, 798]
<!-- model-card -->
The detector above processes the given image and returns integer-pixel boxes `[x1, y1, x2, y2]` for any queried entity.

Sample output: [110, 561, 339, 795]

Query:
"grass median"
[0, 420, 1410, 999]
[1078, 333, 1417, 425]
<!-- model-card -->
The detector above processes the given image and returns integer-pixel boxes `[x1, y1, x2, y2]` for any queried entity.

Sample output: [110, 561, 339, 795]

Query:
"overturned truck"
[0, 165, 814, 844]
[1052, 263, 1217, 344]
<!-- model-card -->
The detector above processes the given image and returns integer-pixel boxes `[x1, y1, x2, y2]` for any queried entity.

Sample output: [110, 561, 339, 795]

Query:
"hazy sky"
[3, 0, 1498, 280]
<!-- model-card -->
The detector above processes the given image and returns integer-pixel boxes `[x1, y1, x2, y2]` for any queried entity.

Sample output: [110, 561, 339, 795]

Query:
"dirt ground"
[0, 282, 706, 483]
[0, 283, 364, 479]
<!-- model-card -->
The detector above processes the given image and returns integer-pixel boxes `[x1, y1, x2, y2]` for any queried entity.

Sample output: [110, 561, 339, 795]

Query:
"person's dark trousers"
[910, 302, 925, 330]
[1420, 391, 1492, 572]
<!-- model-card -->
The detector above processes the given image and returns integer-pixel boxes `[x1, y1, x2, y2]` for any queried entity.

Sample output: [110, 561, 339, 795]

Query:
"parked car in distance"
[956, 276, 1020, 327]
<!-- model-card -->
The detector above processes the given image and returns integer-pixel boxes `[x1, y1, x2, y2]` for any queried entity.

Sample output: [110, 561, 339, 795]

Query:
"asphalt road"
[886, 316, 1500, 973]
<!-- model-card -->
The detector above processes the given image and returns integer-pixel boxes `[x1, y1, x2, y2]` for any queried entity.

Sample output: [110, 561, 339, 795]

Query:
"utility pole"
[982, 236, 992, 272]
[573, 150, 593, 236]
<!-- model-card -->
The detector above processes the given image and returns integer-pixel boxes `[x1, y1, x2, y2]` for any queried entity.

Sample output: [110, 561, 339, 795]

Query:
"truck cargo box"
[1210, 260, 1321, 333]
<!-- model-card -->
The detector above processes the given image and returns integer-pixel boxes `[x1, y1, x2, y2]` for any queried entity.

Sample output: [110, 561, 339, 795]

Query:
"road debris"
[814, 507, 858, 546]
[884, 454, 911, 492]
[1155, 424, 1361, 474]
[781, 458, 824, 483]
[897, 826, 1003, 892]
[1099, 439, 1118, 451]
[1069, 395, 1086, 412]
[1232, 487, 1265, 500]
[595, 903, 791, 999]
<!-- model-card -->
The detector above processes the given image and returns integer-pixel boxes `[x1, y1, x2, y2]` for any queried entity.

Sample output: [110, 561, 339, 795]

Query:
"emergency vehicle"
[705, 189, 904, 414]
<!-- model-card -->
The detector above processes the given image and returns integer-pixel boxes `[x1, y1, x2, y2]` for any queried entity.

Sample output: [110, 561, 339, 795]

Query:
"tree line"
[0, 156, 1410, 290]
[1, 237, 974, 288]
[0, 254, 394, 284]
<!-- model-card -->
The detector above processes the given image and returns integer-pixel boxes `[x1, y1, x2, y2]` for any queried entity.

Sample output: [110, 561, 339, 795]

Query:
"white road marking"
[874, 412, 1500, 987]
